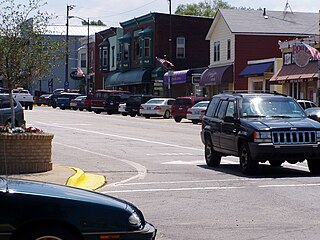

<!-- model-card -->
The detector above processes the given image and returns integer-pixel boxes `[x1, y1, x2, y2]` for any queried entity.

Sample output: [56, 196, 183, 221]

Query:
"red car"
[171, 96, 208, 122]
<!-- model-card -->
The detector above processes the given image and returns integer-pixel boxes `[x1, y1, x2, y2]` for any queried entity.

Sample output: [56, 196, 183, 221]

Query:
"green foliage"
[175, 0, 235, 17]
[175, 0, 254, 17]
[0, 0, 65, 91]
[82, 19, 106, 26]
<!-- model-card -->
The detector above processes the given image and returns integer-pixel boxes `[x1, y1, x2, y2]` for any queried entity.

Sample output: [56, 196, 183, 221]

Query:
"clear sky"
[43, 0, 319, 26]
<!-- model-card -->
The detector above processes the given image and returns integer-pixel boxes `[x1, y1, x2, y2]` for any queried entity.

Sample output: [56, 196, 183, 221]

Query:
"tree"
[0, 0, 64, 127]
[175, 0, 235, 17]
[81, 20, 106, 26]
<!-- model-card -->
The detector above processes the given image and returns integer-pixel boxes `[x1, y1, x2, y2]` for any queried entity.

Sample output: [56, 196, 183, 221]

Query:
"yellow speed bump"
[66, 167, 106, 191]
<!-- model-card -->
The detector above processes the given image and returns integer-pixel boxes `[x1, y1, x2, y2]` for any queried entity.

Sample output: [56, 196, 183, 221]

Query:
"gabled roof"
[206, 8, 318, 39]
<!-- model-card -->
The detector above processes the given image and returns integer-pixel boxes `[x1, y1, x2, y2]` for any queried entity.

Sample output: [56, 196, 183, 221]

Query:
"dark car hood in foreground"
[0, 177, 127, 209]
[243, 117, 320, 130]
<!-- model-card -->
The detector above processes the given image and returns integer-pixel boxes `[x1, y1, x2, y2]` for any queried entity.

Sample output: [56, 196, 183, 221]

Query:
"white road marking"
[102, 182, 320, 194]
[146, 153, 198, 156]
[54, 142, 147, 185]
[162, 160, 205, 165]
[36, 121, 202, 151]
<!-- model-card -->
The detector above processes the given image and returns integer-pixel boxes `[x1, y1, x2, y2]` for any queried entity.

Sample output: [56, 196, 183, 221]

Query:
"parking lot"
[26, 106, 320, 240]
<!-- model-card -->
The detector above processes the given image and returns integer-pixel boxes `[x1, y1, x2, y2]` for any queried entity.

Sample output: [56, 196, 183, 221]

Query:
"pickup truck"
[12, 89, 34, 110]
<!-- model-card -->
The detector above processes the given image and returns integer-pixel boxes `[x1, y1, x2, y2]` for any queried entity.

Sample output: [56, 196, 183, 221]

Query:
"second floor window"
[227, 39, 231, 60]
[111, 46, 115, 67]
[80, 53, 86, 68]
[214, 41, 220, 62]
[123, 43, 129, 61]
[101, 47, 108, 67]
[176, 37, 185, 58]
[144, 38, 151, 57]
[134, 38, 142, 60]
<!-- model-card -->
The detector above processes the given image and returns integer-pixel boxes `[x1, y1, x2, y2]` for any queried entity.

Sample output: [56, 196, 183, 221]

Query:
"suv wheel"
[205, 138, 221, 167]
[307, 159, 320, 175]
[239, 143, 258, 175]
[174, 117, 182, 122]
[130, 113, 136, 117]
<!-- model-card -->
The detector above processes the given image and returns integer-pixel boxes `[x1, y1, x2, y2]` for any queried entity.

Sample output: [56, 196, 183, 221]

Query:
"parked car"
[84, 93, 92, 111]
[34, 93, 52, 106]
[0, 94, 25, 127]
[186, 100, 209, 124]
[305, 107, 320, 122]
[118, 102, 127, 116]
[49, 89, 66, 108]
[297, 99, 317, 109]
[201, 91, 320, 175]
[171, 96, 208, 122]
[126, 95, 157, 117]
[0, 177, 156, 239]
[140, 98, 175, 119]
[91, 90, 130, 114]
[56, 93, 82, 110]
[70, 95, 87, 111]
[12, 88, 34, 110]
[105, 94, 130, 115]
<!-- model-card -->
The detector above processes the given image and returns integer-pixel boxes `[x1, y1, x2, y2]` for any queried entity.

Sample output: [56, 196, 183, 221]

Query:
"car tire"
[94, 110, 101, 114]
[79, 108, 84, 111]
[22, 225, 78, 240]
[29, 104, 33, 110]
[37, 103, 41, 106]
[130, 113, 136, 117]
[192, 120, 199, 124]
[269, 160, 283, 167]
[121, 113, 127, 116]
[145, 116, 150, 119]
[307, 159, 320, 175]
[107, 111, 112, 115]
[205, 138, 221, 167]
[174, 117, 182, 122]
[163, 110, 170, 119]
[239, 143, 258, 175]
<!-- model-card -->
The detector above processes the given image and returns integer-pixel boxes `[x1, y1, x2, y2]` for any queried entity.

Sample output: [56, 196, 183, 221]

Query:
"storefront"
[270, 39, 319, 104]
[199, 64, 233, 96]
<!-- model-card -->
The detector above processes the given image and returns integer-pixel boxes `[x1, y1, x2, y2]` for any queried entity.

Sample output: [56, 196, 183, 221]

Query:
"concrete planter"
[0, 133, 54, 174]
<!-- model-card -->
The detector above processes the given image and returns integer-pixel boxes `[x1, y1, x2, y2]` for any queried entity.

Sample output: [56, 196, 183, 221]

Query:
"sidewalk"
[8, 165, 106, 191]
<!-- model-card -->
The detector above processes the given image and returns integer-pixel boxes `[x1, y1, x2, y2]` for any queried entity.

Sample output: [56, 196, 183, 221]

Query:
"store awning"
[163, 69, 191, 85]
[118, 33, 131, 43]
[105, 69, 152, 87]
[200, 65, 233, 86]
[239, 62, 273, 77]
[270, 61, 318, 83]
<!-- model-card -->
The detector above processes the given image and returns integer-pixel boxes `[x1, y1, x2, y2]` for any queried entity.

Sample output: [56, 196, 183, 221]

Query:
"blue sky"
[43, 0, 319, 26]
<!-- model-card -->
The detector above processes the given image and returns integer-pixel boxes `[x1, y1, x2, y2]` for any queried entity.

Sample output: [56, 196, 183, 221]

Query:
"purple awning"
[164, 70, 191, 85]
[200, 65, 233, 86]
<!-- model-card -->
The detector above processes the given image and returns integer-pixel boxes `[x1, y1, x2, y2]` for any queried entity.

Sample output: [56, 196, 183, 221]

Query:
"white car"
[140, 98, 175, 119]
[118, 103, 127, 116]
[186, 100, 209, 124]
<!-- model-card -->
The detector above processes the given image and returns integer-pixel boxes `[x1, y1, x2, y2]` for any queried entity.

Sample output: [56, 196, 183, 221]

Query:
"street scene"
[0, 0, 319, 239]
[23, 107, 320, 240]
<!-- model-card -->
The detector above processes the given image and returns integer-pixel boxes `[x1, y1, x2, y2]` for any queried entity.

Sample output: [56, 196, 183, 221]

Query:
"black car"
[105, 94, 130, 115]
[126, 95, 157, 117]
[0, 177, 156, 240]
[201, 91, 320, 175]
[56, 93, 82, 110]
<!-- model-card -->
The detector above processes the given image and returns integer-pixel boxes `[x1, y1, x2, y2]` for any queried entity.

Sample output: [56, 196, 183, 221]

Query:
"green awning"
[105, 69, 152, 87]
[151, 67, 164, 79]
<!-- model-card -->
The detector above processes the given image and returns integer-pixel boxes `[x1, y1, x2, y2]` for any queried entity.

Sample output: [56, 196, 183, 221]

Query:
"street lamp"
[65, 5, 75, 91]
[68, 15, 90, 95]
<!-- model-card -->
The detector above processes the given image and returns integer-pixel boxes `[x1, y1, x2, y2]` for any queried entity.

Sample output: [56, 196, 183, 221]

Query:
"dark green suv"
[201, 91, 320, 175]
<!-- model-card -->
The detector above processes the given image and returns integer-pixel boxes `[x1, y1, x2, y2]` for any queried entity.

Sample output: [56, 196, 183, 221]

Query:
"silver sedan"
[140, 98, 175, 119]
[186, 100, 209, 124]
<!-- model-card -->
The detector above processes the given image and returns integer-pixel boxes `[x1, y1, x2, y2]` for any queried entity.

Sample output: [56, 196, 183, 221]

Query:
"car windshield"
[193, 101, 209, 108]
[174, 99, 192, 105]
[146, 99, 165, 104]
[240, 97, 306, 118]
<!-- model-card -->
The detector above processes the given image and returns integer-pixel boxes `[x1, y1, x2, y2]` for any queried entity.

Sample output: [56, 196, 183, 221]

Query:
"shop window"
[101, 46, 108, 68]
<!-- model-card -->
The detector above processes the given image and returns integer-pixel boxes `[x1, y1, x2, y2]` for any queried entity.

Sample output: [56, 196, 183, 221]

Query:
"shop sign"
[293, 45, 310, 68]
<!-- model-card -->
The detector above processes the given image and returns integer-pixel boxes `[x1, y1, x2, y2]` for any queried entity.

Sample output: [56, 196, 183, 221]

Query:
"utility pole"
[168, 0, 173, 97]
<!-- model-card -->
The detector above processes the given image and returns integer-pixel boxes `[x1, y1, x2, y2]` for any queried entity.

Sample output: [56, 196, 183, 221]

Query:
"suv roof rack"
[220, 90, 287, 97]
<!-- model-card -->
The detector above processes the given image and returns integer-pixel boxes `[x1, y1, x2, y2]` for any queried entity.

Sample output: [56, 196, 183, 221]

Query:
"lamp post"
[69, 16, 90, 95]
[65, 5, 75, 91]
[168, 0, 173, 97]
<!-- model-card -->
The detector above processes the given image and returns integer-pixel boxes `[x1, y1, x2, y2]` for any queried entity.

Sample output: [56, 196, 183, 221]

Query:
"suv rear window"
[174, 99, 192, 105]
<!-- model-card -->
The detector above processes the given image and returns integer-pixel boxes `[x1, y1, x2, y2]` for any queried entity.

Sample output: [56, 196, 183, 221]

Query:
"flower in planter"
[0, 125, 43, 134]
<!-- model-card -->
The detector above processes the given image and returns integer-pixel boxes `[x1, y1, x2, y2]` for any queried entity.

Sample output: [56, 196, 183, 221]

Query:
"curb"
[66, 167, 106, 191]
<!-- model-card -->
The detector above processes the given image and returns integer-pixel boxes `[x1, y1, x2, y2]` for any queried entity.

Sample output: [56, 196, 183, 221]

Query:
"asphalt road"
[26, 107, 320, 240]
